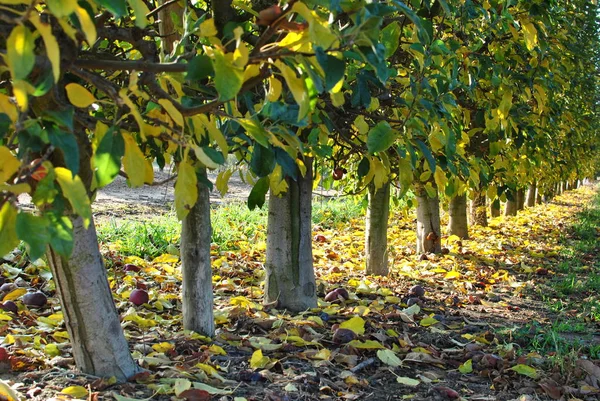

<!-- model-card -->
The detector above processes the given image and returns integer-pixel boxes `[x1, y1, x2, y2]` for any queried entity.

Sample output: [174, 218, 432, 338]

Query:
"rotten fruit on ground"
[0, 301, 18, 313]
[408, 285, 425, 298]
[123, 264, 142, 272]
[332, 328, 357, 344]
[129, 289, 149, 306]
[324, 288, 349, 303]
[22, 291, 47, 308]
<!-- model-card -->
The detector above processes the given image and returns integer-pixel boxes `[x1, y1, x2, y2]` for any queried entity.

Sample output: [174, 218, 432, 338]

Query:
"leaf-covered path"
[1, 185, 600, 401]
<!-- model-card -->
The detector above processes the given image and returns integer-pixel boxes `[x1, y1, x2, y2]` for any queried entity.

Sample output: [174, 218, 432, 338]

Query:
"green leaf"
[250, 145, 275, 178]
[247, 177, 269, 210]
[94, 0, 127, 17]
[46, 212, 73, 257]
[381, 21, 401, 58]
[174, 159, 198, 220]
[127, 0, 150, 28]
[0, 203, 19, 259]
[315, 47, 345, 92]
[509, 364, 538, 379]
[367, 121, 395, 154]
[414, 139, 436, 173]
[340, 316, 365, 335]
[213, 50, 244, 101]
[54, 167, 92, 228]
[358, 157, 370, 178]
[16, 213, 50, 260]
[393, 1, 430, 44]
[43, 107, 74, 132]
[7, 25, 36, 80]
[94, 128, 124, 188]
[187, 55, 214, 82]
[377, 349, 402, 367]
[458, 359, 473, 374]
[48, 126, 80, 176]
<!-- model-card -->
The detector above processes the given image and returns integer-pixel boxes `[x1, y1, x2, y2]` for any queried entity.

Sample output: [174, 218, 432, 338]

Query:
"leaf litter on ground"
[0, 186, 600, 400]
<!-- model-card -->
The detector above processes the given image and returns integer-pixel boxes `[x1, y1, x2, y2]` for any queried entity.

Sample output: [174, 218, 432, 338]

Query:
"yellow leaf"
[29, 13, 60, 82]
[347, 340, 385, 349]
[0, 203, 18, 259]
[119, 89, 146, 139]
[267, 77, 282, 102]
[522, 22, 538, 51]
[209, 344, 227, 356]
[45, 343, 60, 357]
[65, 83, 96, 108]
[174, 158, 198, 220]
[12, 80, 29, 111]
[128, 0, 150, 28]
[340, 316, 365, 335]
[192, 145, 219, 170]
[0, 147, 20, 184]
[54, 168, 91, 228]
[158, 98, 183, 126]
[0, 94, 18, 123]
[275, 61, 309, 121]
[3, 288, 26, 301]
[312, 349, 331, 360]
[0, 314, 12, 321]
[0, 379, 22, 401]
[61, 385, 88, 399]
[74, 6, 97, 44]
[459, 359, 473, 374]
[444, 271, 461, 280]
[200, 18, 218, 37]
[250, 349, 270, 369]
[122, 133, 146, 188]
[152, 342, 173, 353]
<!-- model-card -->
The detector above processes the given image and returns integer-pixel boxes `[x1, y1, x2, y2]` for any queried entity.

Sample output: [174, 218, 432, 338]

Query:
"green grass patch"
[97, 196, 365, 259]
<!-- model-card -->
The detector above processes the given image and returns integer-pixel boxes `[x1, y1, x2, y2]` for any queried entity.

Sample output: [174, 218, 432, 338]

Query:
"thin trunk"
[365, 182, 390, 276]
[490, 199, 501, 217]
[470, 190, 488, 227]
[47, 217, 141, 381]
[526, 183, 536, 207]
[505, 198, 518, 216]
[415, 182, 442, 254]
[264, 158, 317, 311]
[158, 0, 184, 56]
[448, 194, 469, 239]
[516, 188, 525, 210]
[181, 170, 214, 336]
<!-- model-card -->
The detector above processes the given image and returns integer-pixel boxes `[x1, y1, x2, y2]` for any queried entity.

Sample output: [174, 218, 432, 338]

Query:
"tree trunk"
[505, 198, 518, 216]
[181, 170, 214, 336]
[365, 181, 390, 276]
[526, 183, 537, 207]
[490, 200, 501, 217]
[448, 194, 469, 239]
[47, 217, 141, 381]
[264, 158, 317, 311]
[470, 191, 488, 227]
[415, 182, 442, 254]
[516, 188, 525, 210]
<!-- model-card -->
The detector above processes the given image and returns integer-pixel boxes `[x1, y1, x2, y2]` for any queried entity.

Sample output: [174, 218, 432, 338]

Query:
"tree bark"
[264, 158, 317, 311]
[47, 217, 141, 381]
[448, 194, 469, 239]
[505, 197, 518, 216]
[415, 182, 442, 254]
[365, 181, 390, 276]
[516, 188, 525, 210]
[526, 183, 537, 207]
[158, 0, 184, 55]
[470, 191, 488, 227]
[181, 170, 214, 336]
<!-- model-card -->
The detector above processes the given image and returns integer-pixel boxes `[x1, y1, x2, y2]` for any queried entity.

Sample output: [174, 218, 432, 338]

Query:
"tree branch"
[73, 58, 188, 73]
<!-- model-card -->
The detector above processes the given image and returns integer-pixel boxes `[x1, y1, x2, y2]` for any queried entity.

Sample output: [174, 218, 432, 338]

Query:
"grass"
[96, 196, 365, 259]
[507, 191, 600, 363]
